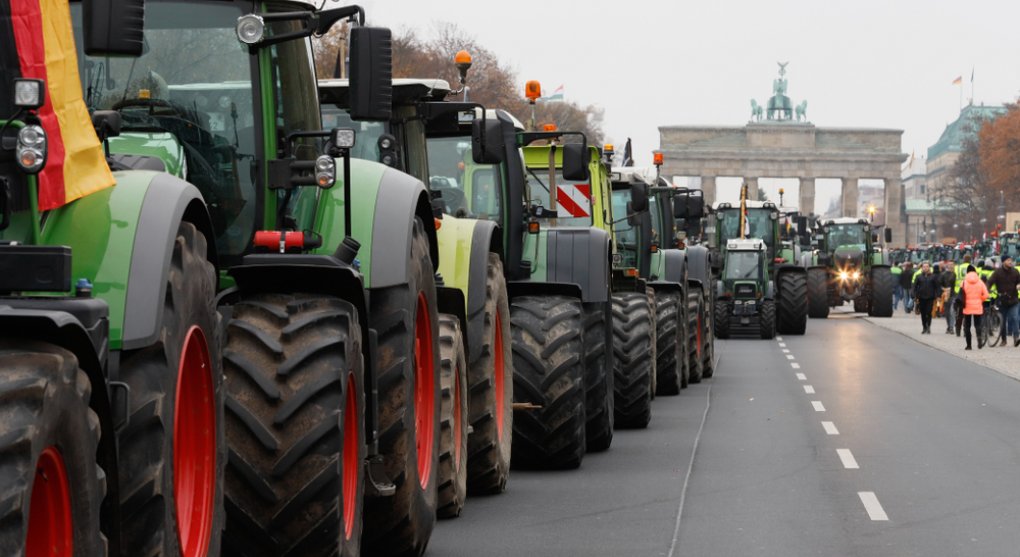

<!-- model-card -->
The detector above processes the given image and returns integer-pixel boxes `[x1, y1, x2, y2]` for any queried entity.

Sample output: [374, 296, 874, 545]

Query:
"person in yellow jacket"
[952, 255, 972, 336]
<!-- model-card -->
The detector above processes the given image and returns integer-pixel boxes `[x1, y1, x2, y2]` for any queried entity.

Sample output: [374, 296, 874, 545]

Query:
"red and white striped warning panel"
[556, 183, 591, 218]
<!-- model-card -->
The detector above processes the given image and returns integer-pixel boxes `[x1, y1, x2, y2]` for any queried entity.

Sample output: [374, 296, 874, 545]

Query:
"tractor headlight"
[332, 128, 356, 150]
[236, 14, 265, 45]
[16, 125, 47, 174]
[314, 155, 335, 187]
[13, 78, 45, 109]
[838, 271, 848, 281]
[851, 270, 861, 280]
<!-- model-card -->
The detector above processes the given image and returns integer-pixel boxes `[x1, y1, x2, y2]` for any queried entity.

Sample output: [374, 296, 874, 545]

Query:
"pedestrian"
[912, 262, 940, 334]
[899, 262, 914, 313]
[891, 263, 903, 311]
[961, 264, 990, 350]
[988, 255, 1020, 347]
[953, 255, 972, 336]
[939, 260, 956, 334]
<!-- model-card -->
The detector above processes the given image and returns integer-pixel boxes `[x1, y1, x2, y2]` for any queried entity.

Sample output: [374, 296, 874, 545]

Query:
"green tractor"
[713, 238, 778, 339]
[2, 1, 223, 555]
[317, 77, 515, 512]
[707, 190, 808, 336]
[805, 217, 895, 318]
[72, 2, 453, 554]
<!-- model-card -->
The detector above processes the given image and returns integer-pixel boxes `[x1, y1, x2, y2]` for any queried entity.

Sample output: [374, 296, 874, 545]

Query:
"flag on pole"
[538, 84, 564, 103]
[951, 76, 962, 85]
[970, 67, 974, 83]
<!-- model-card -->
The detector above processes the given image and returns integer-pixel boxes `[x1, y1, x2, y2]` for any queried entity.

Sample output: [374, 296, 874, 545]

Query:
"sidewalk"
[856, 305, 1020, 381]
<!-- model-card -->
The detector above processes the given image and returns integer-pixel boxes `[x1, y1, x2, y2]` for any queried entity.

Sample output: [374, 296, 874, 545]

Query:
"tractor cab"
[714, 238, 777, 339]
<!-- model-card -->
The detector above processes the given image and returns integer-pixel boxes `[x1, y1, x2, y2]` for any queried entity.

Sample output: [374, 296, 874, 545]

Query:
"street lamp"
[868, 205, 876, 222]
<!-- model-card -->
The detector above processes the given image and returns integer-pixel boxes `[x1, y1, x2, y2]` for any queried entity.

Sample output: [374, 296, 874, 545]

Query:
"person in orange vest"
[961, 264, 990, 349]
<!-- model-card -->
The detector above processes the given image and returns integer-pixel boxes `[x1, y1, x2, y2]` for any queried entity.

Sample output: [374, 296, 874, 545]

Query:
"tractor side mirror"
[348, 27, 393, 122]
[884, 228, 893, 243]
[630, 182, 648, 213]
[626, 202, 639, 226]
[471, 118, 503, 165]
[672, 197, 685, 219]
[83, 0, 145, 56]
[686, 195, 705, 219]
[872, 233, 879, 243]
[561, 142, 589, 181]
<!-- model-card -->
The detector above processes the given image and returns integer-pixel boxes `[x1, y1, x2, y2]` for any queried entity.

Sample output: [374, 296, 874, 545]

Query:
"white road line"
[837, 448, 859, 469]
[786, 354, 795, 360]
[804, 385, 815, 394]
[778, 343, 787, 348]
[858, 492, 889, 521]
[782, 348, 790, 353]
[776, 336, 783, 341]
[796, 373, 807, 380]
[822, 421, 839, 435]
[812, 401, 826, 412]
[791, 362, 801, 369]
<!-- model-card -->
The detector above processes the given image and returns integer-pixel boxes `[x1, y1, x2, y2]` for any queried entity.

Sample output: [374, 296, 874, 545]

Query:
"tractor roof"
[714, 200, 776, 211]
[823, 217, 871, 226]
[317, 78, 452, 106]
[726, 238, 766, 251]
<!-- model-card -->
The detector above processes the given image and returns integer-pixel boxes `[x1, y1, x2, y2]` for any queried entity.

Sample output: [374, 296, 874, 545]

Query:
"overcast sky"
[340, 0, 1020, 207]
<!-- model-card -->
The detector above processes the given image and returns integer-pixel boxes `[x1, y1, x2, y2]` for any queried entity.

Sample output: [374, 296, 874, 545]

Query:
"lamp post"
[980, 217, 988, 240]
[868, 205, 876, 222]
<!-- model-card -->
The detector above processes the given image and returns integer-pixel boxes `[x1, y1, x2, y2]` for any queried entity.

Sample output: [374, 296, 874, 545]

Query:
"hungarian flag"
[1, 0, 114, 211]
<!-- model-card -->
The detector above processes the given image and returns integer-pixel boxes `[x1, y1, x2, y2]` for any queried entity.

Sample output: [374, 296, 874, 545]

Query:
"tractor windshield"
[426, 136, 503, 221]
[724, 251, 762, 280]
[611, 188, 640, 269]
[72, 2, 257, 258]
[825, 223, 869, 250]
[525, 168, 593, 227]
[718, 208, 773, 246]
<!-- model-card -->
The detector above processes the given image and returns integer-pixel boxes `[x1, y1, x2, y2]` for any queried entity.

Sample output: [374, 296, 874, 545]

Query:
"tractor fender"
[507, 280, 583, 301]
[435, 217, 502, 363]
[544, 227, 611, 304]
[659, 248, 688, 285]
[685, 245, 713, 292]
[368, 167, 438, 289]
[122, 173, 216, 350]
[775, 264, 807, 279]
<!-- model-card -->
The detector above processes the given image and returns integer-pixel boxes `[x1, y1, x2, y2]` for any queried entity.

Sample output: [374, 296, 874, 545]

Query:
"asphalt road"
[427, 308, 1020, 556]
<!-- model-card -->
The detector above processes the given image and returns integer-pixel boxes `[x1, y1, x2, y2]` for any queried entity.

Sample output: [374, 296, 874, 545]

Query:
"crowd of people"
[893, 255, 1020, 350]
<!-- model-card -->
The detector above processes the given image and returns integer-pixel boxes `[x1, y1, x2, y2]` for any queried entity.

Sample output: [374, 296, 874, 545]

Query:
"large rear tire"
[510, 295, 586, 470]
[646, 287, 658, 398]
[466, 254, 512, 495]
[687, 289, 705, 383]
[713, 298, 731, 339]
[776, 271, 808, 335]
[869, 267, 895, 317]
[702, 294, 716, 378]
[611, 292, 653, 429]
[0, 341, 106, 557]
[222, 295, 365, 557]
[437, 314, 468, 519]
[654, 290, 683, 396]
[807, 268, 830, 318]
[582, 301, 614, 452]
[759, 300, 777, 339]
[363, 217, 441, 556]
[117, 221, 224, 557]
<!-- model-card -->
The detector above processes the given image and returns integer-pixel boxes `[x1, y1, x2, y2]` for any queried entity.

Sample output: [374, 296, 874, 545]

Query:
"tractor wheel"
[702, 295, 716, 379]
[582, 301, 614, 452]
[466, 254, 512, 495]
[776, 271, 808, 335]
[510, 295, 586, 470]
[646, 287, 658, 398]
[437, 314, 468, 519]
[853, 294, 869, 314]
[759, 300, 777, 339]
[117, 221, 224, 557]
[686, 289, 705, 384]
[654, 290, 683, 396]
[807, 268, 830, 318]
[713, 298, 732, 339]
[0, 341, 105, 557]
[222, 295, 365, 557]
[611, 292, 654, 429]
[869, 268, 895, 317]
[363, 217, 441, 556]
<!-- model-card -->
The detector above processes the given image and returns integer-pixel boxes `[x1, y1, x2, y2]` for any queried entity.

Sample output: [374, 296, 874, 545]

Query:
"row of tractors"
[0, 1, 719, 556]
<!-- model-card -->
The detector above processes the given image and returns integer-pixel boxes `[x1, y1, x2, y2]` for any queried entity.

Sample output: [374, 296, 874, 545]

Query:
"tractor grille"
[734, 283, 756, 299]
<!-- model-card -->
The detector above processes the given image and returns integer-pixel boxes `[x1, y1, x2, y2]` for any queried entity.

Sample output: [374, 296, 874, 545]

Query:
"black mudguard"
[544, 227, 611, 304]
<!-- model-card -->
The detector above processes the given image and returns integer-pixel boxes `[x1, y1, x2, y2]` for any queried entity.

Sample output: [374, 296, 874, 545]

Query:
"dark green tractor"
[806, 217, 895, 318]
[713, 238, 777, 339]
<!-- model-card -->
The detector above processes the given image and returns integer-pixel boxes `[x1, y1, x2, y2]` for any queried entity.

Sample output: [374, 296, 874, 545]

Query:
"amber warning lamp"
[525, 80, 542, 103]
[542, 123, 558, 132]
[455, 50, 472, 82]
[653, 151, 664, 166]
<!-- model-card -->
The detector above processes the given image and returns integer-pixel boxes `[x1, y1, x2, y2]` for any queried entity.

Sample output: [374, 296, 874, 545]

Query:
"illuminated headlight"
[14, 78, 45, 109]
[314, 155, 336, 187]
[236, 14, 265, 45]
[16, 125, 47, 173]
[838, 271, 848, 281]
[332, 128, 356, 149]
[851, 270, 861, 280]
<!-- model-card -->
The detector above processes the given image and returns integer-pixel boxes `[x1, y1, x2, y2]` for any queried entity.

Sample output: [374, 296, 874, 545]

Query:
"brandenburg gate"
[658, 63, 908, 246]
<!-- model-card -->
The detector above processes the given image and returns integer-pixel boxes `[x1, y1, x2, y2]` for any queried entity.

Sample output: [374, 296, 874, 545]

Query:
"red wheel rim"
[342, 373, 359, 540]
[26, 447, 73, 557]
[173, 326, 216, 557]
[414, 292, 436, 489]
[493, 312, 506, 441]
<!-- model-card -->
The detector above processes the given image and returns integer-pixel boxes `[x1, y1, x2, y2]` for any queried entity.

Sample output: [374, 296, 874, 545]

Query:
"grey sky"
[342, 0, 1020, 207]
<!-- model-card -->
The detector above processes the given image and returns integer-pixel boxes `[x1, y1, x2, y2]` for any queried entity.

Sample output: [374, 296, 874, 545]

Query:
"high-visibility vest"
[979, 268, 997, 299]
[954, 265, 968, 293]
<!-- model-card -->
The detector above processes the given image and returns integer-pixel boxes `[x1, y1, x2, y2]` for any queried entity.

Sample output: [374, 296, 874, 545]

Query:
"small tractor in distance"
[713, 238, 777, 339]
[806, 217, 895, 318]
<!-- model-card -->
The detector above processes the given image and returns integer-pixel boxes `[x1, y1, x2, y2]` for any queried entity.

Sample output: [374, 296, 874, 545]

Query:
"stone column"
[700, 176, 716, 206]
[883, 173, 905, 248]
[841, 177, 859, 217]
[799, 177, 815, 215]
[745, 177, 759, 201]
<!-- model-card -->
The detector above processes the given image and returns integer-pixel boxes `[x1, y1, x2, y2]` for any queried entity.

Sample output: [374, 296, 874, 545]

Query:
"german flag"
[1, 0, 114, 211]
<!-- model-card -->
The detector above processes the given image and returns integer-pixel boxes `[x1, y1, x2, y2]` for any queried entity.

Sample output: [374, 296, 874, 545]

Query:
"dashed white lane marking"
[812, 401, 826, 412]
[791, 362, 801, 369]
[858, 492, 889, 521]
[822, 421, 839, 435]
[803, 385, 815, 394]
[782, 348, 790, 353]
[776, 337, 783, 341]
[778, 343, 787, 348]
[786, 354, 796, 360]
[796, 373, 807, 380]
[837, 448, 859, 469]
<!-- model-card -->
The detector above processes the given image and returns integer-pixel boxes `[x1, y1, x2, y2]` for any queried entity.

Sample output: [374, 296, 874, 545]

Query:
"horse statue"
[795, 100, 808, 122]
[750, 99, 763, 121]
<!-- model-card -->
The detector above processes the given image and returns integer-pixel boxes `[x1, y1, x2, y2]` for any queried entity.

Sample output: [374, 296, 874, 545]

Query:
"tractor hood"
[833, 246, 864, 269]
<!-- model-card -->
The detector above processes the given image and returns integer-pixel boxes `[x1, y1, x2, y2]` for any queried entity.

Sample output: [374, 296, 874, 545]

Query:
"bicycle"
[980, 300, 1004, 347]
